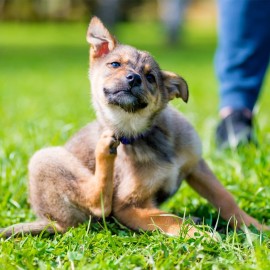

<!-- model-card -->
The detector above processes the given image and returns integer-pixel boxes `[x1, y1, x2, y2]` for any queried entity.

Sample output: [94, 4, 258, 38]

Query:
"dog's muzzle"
[103, 73, 148, 113]
[126, 73, 142, 88]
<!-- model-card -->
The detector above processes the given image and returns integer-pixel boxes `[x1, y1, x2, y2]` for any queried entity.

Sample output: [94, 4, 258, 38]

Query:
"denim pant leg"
[215, 0, 270, 112]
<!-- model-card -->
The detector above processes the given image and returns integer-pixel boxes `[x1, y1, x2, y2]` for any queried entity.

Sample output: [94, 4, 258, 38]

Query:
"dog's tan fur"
[1, 17, 268, 238]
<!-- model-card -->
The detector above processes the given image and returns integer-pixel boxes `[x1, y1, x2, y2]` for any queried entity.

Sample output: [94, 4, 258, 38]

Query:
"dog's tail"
[0, 220, 62, 238]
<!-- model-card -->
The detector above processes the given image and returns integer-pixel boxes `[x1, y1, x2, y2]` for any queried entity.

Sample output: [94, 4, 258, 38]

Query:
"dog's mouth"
[103, 87, 148, 113]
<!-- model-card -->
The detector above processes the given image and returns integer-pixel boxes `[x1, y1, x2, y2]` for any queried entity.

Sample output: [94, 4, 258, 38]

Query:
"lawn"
[0, 19, 270, 269]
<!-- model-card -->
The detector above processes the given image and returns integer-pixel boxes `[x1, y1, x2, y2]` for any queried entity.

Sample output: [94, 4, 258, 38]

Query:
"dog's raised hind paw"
[96, 130, 120, 156]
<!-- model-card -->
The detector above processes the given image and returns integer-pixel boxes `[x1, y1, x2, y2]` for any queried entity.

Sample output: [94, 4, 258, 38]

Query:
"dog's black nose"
[126, 73, 142, 87]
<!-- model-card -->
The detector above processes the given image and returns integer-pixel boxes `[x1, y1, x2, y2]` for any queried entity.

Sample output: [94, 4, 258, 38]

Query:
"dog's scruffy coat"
[1, 17, 268, 238]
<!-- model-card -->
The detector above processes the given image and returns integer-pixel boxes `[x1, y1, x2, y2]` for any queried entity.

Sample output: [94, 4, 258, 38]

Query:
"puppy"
[0, 17, 267, 238]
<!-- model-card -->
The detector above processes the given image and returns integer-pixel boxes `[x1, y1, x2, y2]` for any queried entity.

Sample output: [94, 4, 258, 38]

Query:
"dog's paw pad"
[98, 130, 120, 155]
[109, 139, 120, 154]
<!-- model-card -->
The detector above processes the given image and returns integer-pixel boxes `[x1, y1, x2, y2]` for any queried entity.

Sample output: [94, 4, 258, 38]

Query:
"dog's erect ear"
[86, 16, 117, 58]
[161, 71, 189, 103]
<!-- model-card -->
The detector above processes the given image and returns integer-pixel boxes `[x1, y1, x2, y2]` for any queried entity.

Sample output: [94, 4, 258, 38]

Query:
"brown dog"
[0, 17, 267, 238]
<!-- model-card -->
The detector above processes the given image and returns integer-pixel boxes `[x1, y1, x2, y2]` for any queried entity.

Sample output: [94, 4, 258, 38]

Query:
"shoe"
[216, 110, 254, 149]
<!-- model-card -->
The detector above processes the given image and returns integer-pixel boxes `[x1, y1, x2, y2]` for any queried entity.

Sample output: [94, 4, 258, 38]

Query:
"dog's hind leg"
[114, 202, 205, 238]
[28, 130, 119, 228]
[1, 130, 119, 237]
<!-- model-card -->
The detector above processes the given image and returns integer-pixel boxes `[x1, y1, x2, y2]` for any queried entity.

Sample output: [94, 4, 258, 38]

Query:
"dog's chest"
[115, 157, 184, 205]
[114, 141, 187, 205]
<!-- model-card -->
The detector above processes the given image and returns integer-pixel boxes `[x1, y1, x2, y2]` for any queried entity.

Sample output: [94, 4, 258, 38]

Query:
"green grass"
[1, 20, 270, 269]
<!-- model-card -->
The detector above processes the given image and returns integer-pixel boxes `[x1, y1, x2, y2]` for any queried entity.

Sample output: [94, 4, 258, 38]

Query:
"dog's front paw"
[242, 218, 270, 232]
[96, 130, 120, 156]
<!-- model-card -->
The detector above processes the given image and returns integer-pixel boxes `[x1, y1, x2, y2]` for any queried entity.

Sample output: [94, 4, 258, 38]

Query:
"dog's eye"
[146, 74, 155, 83]
[111, 62, 121, 68]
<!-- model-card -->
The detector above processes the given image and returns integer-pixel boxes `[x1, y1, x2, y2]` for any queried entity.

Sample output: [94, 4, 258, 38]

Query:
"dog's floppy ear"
[86, 16, 117, 58]
[161, 71, 189, 103]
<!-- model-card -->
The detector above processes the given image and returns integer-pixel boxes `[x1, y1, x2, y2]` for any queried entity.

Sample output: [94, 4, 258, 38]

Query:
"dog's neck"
[118, 128, 154, 145]
[98, 117, 155, 145]
[96, 102, 161, 141]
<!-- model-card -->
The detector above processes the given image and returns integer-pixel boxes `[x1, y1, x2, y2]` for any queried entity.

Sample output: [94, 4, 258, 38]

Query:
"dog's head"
[87, 17, 188, 139]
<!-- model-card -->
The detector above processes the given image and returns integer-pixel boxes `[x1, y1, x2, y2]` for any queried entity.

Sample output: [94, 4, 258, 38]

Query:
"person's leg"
[215, 0, 270, 147]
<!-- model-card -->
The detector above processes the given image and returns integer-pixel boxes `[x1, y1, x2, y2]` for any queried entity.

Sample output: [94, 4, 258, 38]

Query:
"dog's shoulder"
[158, 105, 202, 157]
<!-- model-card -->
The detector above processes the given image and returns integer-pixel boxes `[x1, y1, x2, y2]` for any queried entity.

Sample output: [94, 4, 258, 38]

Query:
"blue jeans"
[215, 0, 270, 112]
